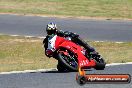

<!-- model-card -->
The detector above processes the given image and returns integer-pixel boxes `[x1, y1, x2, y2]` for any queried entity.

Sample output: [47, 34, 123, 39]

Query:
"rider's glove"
[70, 32, 79, 38]
[64, 31, 71, 37]
[64, 31, 79, 38]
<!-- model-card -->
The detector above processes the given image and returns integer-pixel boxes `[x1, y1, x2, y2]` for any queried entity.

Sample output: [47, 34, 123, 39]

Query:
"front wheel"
[57, 48, 78, 71]
[93, 55, 106, 70]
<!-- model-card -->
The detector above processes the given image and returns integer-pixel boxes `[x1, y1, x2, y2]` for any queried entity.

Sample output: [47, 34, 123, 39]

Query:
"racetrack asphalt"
[0, 14, 132, 42]
[0, 64, 132, 88]
[0, 14, 132, 88]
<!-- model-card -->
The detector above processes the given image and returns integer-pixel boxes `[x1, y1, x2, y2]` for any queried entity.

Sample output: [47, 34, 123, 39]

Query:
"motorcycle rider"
[43, 22, 98, 57]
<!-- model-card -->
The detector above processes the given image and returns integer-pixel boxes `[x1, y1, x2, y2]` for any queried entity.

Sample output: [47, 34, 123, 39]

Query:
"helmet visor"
[46, 30, 56, 35]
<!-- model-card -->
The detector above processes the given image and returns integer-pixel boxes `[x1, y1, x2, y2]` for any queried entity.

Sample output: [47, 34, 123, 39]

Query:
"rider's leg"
[74, 37, 98, 54]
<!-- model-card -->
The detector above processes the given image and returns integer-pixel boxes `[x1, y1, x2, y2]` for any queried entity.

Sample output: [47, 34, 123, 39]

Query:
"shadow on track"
[39, 69, 93, 73]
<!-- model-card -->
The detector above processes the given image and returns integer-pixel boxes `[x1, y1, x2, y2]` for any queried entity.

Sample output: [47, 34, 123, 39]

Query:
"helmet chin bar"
[47, 30, 57, 35]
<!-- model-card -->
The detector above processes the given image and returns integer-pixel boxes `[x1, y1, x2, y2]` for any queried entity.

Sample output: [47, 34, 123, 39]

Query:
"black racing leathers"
[43, 30, 95, 54]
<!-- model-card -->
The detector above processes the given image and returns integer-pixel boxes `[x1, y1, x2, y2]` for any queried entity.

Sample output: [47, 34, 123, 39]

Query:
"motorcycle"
[43, 34, 106, 72]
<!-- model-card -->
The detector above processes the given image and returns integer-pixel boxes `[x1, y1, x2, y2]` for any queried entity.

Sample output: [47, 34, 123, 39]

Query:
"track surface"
[0, 64, 132, 88]
[0, 14, 132, 88]
[0, 14, 132, 41]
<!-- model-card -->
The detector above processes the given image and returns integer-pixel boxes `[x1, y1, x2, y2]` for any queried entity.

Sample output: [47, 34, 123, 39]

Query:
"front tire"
[91, 54, 106, 70]
[94, 57, 106, 70]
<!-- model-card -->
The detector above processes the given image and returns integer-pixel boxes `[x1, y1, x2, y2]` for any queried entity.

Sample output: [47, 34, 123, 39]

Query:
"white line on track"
[0, 68, 57, 75]
[10, 35, 46, 39]
[106, 62, 132, 66]
[0, 63, 132, 75]
[0, 34, 46, 39]
[0, 34, 125, 43]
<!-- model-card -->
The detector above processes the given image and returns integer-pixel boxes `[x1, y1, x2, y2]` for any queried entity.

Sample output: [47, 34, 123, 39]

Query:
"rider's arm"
[43, 36, 51, 57]
[43, 36, 49, 48]
[57, 30, 79, 38]
[56, 30, 65, 37]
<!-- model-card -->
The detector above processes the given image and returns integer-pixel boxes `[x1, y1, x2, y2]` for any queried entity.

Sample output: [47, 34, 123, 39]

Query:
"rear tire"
[57, 48, 78, 71]
[57, 61, 69, 72]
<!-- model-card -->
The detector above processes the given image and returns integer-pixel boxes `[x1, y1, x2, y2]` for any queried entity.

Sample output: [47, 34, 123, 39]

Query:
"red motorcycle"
[44, 35, 105, 72]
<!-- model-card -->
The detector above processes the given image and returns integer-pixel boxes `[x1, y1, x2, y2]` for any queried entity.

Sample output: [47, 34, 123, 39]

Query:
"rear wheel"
[57, 61, 69, 72]
[57, 48, 78, 71]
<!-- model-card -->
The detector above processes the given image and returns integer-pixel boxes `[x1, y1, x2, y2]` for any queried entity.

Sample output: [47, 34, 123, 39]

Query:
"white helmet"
[46, 22, 58, 35]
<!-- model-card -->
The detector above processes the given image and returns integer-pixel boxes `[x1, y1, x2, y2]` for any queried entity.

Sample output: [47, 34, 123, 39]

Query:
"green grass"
[0, 35, 57, 72]
[89, 41, 132, 63]
[0, 35, 132, 72]
[0, 0, 132, 19]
